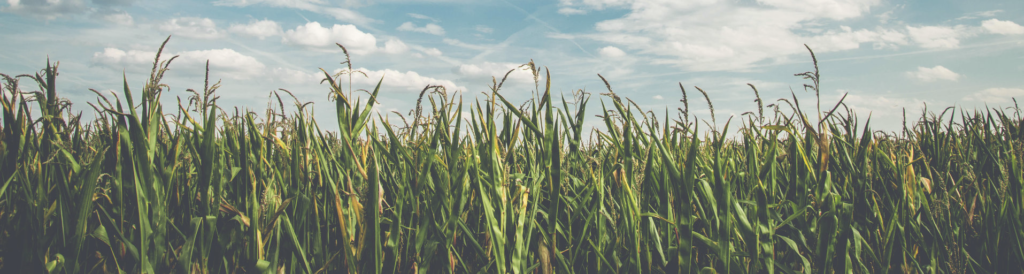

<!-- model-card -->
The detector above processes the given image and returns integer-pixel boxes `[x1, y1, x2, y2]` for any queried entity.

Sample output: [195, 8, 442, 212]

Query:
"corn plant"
[0, 37, 1022, 273]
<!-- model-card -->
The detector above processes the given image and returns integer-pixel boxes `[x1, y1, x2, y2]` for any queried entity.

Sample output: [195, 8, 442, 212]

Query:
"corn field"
[1, 38, 1023, 273]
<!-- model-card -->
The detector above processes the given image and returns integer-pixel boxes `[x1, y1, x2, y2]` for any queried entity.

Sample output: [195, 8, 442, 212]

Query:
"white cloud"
[421, 47, 442, 56]
[280, 22, 412, 55]
[407, 13, 438, 22]
[906, 25, 968, 49]
[93, 47, 266, 79]
[443, 38, 489, 51]
[159, 17, 223, 39]
[877, 10, 892, 24]
[963, 88, 1024, 105]
[320, 7, 374, 23]
[93, 9, 134, 25]
[957, 10, 1003, 20]
[653, 95, 663, 100]
[454, 62, 535, 84]
[756, 0, 881, 20]
[906, 66, 960, 82]
[976, 10, 1003, 17]
[602, 67, 634, 78]
[229, 19, 283, 39]
[575, 0, 904, 71]
[397, 22, 445, 36]
[93, 0, 134, 6]
[272, 67, 319, 85]
[342, 67, 466, 92]
[547, 33, 576, 40]
[873, 28, 909, 49]
[839, 91, 926, 119]
[558, 7, 586, 15]
[92, 48, 154, 69]
[598, 46, 626, 58]
[282, 22, 378, 54]
[213, 0, 373, 23]
[559, 0, 631, 11]
[177, 49, 266, 78]
[805, 26, 908, 51]
[3, 0, 87, 19]
[982, 19, 1024, 35]
[382, 38, 409, 54]
[213, 0, 322, 7]
[475, 25, 493, 34]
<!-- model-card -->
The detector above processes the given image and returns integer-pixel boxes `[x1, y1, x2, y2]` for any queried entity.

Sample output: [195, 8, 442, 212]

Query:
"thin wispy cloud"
[475, 25, 493, 34]
[407, 13, 438, 22]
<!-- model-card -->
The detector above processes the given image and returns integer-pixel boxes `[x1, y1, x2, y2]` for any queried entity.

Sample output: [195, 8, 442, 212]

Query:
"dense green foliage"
[1, 38, 1023, 273]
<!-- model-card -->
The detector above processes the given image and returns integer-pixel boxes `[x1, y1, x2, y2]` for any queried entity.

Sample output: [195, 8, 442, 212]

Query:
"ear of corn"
[1, 38, 1023, 273]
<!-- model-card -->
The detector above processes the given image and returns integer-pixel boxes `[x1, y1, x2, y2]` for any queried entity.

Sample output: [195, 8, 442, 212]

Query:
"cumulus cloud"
[93, 47, 266, 79]
[159, 17, 224, 39]
[397, 22, 445, 36]
[568, 0, 908, 71]
[756, 0, 881, 20]
[3, 0, 87, 19]
[653, 95, 663, 100]
[454, 62, 536, 84]
[91, 48, 154, 69]
[339, 68, 465, 92]
[962, 88, 1024, 105]
[280, 22, 414, 55]
[906, 25, 968, 49]
[229, 19, 282, 39]
[475, 25, 493, 34]
[981, 19, 1024, 35]
[177, 49, 266, 77]
[382, 38, 409, 54]
[906, 66, 960, 82]
[282, 22, 378, 54]
[598, 46, 626, 58]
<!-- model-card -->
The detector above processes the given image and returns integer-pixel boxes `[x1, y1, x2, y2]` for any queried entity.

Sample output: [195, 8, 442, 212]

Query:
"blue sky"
[2, 0, 1023, 132]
